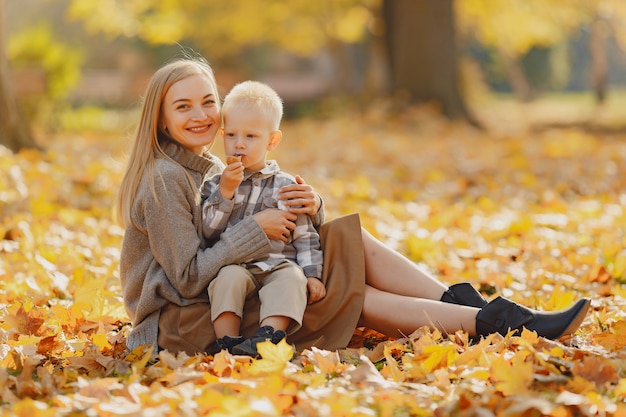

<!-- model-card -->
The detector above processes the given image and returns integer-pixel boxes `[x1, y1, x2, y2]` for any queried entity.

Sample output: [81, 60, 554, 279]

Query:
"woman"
[117, 56, 590, 355]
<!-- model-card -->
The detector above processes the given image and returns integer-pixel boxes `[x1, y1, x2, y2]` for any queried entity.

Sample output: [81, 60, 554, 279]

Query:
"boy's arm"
[291, 214, 323, 279]
[274, 173, 323, 276]
[201, 176, 236, 241]
[310, 195, 325, 228]
[278, 176, 325, 227]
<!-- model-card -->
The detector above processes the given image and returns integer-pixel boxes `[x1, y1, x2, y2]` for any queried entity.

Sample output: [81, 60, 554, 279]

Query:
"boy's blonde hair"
[117, 57, 219, 229]
[222, 81, 283, 130]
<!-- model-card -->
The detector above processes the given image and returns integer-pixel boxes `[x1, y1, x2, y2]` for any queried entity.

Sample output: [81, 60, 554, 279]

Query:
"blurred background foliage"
[3, 0, 626, 138]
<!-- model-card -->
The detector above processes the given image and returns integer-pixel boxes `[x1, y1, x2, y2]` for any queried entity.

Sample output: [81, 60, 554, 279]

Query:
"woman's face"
[161, 74, 220, 154]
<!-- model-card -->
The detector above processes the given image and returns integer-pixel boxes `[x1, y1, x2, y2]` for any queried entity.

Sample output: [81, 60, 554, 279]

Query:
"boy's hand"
[306, 277, 326, 304]
[220, 157, 244, 199]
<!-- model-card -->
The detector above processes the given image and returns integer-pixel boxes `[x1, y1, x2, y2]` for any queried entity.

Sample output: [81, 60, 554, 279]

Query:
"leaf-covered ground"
[2, 104, 626, 416]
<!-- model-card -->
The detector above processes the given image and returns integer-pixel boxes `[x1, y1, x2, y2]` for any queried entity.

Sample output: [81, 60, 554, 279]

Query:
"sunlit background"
[3, 2, 626, 414]
[5, 0, 626, 138]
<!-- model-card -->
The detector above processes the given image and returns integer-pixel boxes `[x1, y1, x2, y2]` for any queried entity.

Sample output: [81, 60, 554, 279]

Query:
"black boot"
[231, 325, 287, 358]
[441, 282, 488, 308]
[476, 297, 591, 340]
[216, 335, 245, 354]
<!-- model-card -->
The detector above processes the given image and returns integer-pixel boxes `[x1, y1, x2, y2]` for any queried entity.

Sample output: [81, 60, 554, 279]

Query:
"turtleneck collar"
[158, 135, 218, 176]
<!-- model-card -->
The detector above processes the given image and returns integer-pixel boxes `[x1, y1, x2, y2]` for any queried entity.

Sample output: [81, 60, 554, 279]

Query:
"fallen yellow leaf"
[248, 339, 294, 375]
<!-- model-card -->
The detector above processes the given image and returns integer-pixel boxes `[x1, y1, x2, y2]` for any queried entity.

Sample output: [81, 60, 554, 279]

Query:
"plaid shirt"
[201, 160, 323, 279]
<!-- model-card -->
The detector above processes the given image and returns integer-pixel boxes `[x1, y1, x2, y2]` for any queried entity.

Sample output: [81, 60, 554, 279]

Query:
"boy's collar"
[243, 160, 280, 180]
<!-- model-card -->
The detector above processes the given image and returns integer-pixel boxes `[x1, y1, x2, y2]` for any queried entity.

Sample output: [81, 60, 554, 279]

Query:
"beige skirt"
[158, 213, 366, 355]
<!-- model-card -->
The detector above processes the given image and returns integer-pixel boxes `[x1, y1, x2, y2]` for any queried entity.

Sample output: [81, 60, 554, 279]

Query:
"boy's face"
[222, 104, 281, 172]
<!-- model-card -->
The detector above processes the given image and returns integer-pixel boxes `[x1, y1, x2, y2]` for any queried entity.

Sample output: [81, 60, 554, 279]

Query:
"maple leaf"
[491, 353, 534, 396]
[1, 303, 45, 336]
[212, 350, 238, 377]
[36, 335, 65, 356]
[196, 388, 227, 414]
[125, 344, 154, 372]
[77, 377, 124, 399]
[420, 343, 459, 373]
[8, 335, 43, 357]
[381, 343, 404, 382]
[15, 355, 44, 398]
[593, 320, 626, 351]
[346, 355, 397, 389]
[571, 357, 618, 387]
[92, 333, 112, 352]
[302, 346, 341, 375]
[248, 339, 294, 375]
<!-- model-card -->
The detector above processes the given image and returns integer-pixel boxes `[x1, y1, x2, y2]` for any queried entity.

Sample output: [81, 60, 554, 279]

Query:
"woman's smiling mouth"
[189, 125, 210, 133]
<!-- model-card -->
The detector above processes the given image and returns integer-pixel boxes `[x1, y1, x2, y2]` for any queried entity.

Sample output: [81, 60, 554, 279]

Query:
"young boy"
[200, 81, 325, 357]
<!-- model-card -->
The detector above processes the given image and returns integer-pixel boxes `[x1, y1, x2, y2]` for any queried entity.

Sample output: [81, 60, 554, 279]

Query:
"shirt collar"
[243, 160, 281, 180]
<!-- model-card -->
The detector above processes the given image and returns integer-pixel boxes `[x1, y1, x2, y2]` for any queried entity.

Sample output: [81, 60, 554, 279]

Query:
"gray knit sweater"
[120, 138, 272, 352]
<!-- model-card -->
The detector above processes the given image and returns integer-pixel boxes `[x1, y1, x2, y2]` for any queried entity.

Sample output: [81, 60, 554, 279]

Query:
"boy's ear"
[220, 127, 225, 138]
[267, 130, 282, 151]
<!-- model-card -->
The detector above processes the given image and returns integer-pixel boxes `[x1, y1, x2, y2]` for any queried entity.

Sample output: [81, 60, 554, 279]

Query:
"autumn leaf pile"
[2, 105, 626, 416]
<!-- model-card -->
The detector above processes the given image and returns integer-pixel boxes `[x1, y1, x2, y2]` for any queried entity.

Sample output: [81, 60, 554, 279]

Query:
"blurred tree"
[590, 13, 609, 103]
[383, 0, 471, 119]
[457, 0, 587, 102]
[9, 23, 83, 127]
[0, 0, 38, 152]
[588, 0, 626, 104]
[67, 0, 382, 95]
[67, 0, 479, 119]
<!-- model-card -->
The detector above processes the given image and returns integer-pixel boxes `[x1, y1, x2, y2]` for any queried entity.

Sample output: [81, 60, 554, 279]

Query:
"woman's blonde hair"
[117, 57, 219, 229]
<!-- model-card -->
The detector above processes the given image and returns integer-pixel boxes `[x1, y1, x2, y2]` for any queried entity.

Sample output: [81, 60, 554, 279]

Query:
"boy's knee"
[210, 265, 254, 293]
[219, 264, 247, 276]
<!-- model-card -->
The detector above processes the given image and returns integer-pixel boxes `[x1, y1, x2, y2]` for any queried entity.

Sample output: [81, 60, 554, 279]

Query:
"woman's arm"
[143, 163, 271, 299]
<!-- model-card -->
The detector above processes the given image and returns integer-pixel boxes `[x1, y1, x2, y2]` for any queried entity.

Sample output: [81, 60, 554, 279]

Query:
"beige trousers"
[208, 262, 308, 334]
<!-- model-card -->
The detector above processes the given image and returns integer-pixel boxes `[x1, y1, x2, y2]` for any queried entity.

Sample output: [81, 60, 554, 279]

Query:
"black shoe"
[216, 335, 245, 354]
[441, 282, 488, 308]
[270, 329, 287, 344]
[231, 325, 287, 358]
[476, 297, 591, 340]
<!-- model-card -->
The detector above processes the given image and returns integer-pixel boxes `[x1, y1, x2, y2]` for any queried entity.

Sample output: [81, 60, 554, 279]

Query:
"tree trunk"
[383, 0, 472, 120]
[326, 38, 356, 94]
[590, 16, 608, 105]
[363, 27, 391, 97]
[501, 50, 534, 102]
[0, 0, 38, 152]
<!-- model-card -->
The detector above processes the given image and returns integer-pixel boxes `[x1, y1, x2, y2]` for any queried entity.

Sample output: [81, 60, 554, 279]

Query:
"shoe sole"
[557, 298, 591, 338]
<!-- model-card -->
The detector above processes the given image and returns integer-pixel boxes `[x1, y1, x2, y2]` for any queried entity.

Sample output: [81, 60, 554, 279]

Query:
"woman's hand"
[307, 277, 326, 304]
[253, 209, 297, 242]
[277, 175, 321, 217]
